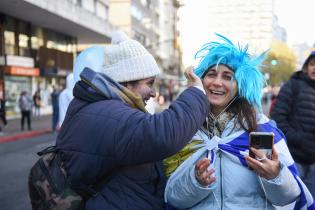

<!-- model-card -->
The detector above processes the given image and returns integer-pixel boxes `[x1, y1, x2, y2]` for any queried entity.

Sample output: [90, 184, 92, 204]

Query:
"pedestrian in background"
[58, 73, 75, 128]
[0, 98, 8, 134]
[50, 85, 60, 132]
[165, 34, 313, 210]
[33, 90, 41, 119]
[268, 93, 277, 116]
[19, 91, 32, 131]
[53, 31, 208, 210]
[271, 50, 315, 198]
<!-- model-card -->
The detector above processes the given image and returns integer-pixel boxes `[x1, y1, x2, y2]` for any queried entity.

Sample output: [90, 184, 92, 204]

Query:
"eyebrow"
[223, 71, 233, 75]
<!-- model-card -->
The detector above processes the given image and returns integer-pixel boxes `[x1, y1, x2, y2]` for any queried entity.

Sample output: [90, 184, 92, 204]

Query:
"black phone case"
[249, 132, 274, 160]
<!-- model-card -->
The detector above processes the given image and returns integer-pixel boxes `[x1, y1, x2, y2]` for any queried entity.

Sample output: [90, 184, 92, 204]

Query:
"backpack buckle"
[37, 146, 59, 156]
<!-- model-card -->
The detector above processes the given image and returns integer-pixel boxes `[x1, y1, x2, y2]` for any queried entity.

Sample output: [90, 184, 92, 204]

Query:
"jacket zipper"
[219, 151, 223, 210]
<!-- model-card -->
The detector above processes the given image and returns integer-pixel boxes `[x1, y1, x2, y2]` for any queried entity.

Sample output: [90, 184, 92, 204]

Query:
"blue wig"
[194, 34, 267, 110]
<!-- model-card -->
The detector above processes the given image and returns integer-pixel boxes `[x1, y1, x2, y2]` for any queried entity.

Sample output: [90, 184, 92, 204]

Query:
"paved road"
[0, 133, 56, 210]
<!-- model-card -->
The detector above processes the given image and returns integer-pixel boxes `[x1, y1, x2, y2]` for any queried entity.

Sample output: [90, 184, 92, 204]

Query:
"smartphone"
[249, 132, 274, 160]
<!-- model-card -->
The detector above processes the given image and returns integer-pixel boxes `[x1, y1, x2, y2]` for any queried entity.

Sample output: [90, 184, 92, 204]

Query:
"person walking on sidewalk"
[51, 85, 60, 132]
[55, 31, 209, 210]
[271, 50, 315, 198]
[33, 90, 41, 119]
[19, 91, 32, 131]
[0, 98, 8, 135]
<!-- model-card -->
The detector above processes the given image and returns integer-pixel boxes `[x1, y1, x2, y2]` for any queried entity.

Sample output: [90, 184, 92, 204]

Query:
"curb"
[0, 128, 51, 143]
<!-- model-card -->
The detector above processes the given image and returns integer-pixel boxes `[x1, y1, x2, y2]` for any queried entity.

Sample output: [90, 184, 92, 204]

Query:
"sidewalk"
[0, 114, 52, 143]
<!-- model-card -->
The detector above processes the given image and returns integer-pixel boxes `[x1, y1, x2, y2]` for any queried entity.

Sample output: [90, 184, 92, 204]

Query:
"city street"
[0, 133, 56, 210]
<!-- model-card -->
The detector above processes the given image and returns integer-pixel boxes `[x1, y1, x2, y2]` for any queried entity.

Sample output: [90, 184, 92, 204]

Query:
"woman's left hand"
[245, 146, 280, 180]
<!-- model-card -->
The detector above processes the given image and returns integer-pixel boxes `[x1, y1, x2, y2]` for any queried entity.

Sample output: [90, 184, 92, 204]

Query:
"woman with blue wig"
[164, 34, 315, 210]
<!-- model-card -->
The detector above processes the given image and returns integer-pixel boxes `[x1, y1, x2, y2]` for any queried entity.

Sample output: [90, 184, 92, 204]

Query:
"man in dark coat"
[271, 50, 315, 198]
[56, 31, 209, 210]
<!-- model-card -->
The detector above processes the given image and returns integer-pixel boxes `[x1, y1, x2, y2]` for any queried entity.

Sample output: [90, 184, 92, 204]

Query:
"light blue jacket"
[165, 114, 301, 210]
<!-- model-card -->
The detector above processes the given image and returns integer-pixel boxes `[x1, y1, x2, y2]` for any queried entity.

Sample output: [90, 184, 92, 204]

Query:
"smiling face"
[306, 57, 315, 81]
[202, 65, 238, 115]
[126, 76, 156, 106]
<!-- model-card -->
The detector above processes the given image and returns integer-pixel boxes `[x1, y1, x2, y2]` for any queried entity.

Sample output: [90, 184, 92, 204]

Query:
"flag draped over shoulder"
[165, 115, 315, 210]
[164, 140, 203, 178]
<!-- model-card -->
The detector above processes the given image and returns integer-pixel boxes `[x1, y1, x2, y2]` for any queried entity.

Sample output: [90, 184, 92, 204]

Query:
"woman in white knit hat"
[30, 31, 210, 210]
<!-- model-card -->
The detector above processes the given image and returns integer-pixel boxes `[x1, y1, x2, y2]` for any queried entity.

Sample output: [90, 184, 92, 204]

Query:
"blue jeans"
[296, 162, 315, 198]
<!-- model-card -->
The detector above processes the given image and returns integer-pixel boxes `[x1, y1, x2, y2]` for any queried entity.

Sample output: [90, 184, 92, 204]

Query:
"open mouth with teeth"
[210, 90, 225, 96]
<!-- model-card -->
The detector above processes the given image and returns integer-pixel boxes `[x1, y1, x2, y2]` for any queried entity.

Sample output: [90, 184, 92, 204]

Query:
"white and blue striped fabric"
[165, 114, 315, 210]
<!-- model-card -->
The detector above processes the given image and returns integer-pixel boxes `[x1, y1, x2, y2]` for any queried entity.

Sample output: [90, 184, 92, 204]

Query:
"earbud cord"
[258, 176, 268, 210]
[206, 95, 237, 209]
[207, 95, 238, 138]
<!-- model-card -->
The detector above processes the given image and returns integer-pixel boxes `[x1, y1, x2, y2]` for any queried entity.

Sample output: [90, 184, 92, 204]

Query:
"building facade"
[0, 0, 115, 117]
[158, 0, 182, 76]
[109, 0, 182, 76]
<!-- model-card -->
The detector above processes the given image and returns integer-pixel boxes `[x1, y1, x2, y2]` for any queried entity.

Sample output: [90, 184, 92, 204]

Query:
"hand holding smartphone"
[249, 132, 274, 160]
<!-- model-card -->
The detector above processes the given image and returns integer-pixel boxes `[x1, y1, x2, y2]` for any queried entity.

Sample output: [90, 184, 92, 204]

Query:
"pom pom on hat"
[102, 30, 161, 82]
[111, 30, 129, 44]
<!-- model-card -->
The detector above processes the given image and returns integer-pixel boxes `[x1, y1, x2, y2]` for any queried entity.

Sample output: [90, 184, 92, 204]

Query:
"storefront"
[0, 13, 76, 118]
[4, 66, 39, 117]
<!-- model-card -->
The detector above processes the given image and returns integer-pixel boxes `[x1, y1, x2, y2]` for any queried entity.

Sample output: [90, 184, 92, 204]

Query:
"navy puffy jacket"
[56, 79, 209, 210]
[271, 71, 315, 164]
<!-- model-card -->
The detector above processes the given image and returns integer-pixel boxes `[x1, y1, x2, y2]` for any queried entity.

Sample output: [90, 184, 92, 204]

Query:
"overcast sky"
[274, 0, 315, 45]
[180, 0, 315, 67]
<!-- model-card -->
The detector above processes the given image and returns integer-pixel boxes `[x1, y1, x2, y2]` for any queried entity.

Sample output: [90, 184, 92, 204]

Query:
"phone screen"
[249, 132, 274, 160]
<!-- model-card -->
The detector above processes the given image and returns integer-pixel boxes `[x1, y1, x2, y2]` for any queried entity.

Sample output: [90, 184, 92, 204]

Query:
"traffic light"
[270, 59, 278, 66]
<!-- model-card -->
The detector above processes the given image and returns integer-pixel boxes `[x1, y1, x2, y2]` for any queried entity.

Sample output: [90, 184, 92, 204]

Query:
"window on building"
[81, 0, 95, 13]
[67, 43, 76, 53]
[15, 21, 31, 56]
[141, 0, 147, 6]
[45, 29, 76, 54]
[31, 26, 44, 50]
[47, 40, 57, 49]
[31, 36, 43, 50]
[146, 0, 152, 9]
[134, 31, 146, 46]
[19, 33, 30, 56]
[4, 31, 15, 55]
[96, 1, 108, 20]
[131, 5, 143, 20]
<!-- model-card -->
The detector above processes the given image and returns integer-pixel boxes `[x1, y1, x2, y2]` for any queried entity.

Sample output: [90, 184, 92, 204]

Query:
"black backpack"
[28, 146, 111, 210]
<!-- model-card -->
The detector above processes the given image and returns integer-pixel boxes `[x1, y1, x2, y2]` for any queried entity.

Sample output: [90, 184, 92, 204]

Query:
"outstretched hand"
[245, 146, 280, 180]
[195, 158, 216, 186]
[184, 66, 203, 88]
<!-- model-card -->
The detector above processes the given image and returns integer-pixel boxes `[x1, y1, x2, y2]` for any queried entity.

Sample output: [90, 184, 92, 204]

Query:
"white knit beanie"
[102, 31, 161, 82]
